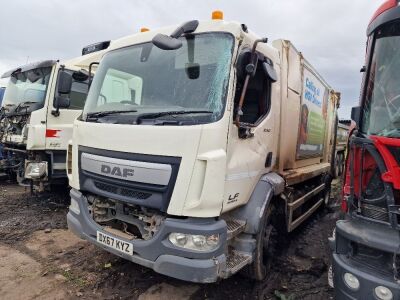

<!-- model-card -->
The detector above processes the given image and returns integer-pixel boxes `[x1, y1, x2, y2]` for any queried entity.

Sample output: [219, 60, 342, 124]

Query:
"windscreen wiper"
[15, 101, 38, 112]
[86, 110, 138, 121]
[135, 110, 213, 123]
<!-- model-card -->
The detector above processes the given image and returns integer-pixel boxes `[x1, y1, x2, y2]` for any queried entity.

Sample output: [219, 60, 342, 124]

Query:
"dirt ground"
[0, 180, 342, 300]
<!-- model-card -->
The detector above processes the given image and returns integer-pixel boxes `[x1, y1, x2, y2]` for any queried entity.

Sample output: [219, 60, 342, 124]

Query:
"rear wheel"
[322, 173, 332, 207]
[338, 153, 344, 176]
[334, 154, 340, 178]
[323, 186, 331, 206]
[242, 205, 277, 280]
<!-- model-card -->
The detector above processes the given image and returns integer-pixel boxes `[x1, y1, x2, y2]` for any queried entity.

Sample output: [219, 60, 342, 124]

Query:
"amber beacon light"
[140, 27, 150, 32]
[212, 10, 224, 20]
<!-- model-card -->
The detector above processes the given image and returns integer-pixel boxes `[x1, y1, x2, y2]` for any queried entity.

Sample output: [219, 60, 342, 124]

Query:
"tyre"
[338, 153, 344, 176]
[323, 186, 331, 206]
[242, 205, 277, 280]
[334, 154, 340, 178]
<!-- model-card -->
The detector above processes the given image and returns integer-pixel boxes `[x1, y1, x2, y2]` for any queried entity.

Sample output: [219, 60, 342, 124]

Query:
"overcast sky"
[0, 0, 384, 118]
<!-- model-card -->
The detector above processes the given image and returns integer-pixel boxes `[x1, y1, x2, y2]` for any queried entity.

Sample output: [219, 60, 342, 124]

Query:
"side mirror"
[52, 70, 72, 117]
[262, 62, 277, 82]
[351, 106, 361, 127]
[57, 71, 73, 94]
[360, 66, 366, 73]
[236, 49, 252, 80]
[52, 96, 71, 117]
[152, 34, 182, 50]
[72, 70, 89, 82]
[152, 20, 199, 51]
[170, 20, 199, 39]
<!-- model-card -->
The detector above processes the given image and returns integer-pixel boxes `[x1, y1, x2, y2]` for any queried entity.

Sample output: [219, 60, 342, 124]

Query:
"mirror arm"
[51, 98, 61, 117]
[235, 74, 251, 127]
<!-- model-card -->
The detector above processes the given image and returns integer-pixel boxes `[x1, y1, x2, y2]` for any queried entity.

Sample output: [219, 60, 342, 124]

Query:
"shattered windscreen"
[2, 67, 52, 107]
[83, 33, 234, 124]
[362, 21, 400, 137]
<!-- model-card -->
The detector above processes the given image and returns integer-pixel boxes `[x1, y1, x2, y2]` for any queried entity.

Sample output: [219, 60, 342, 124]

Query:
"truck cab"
[67, 14, 339, 282]
[331, 1, 400, 299]
[0, 46, 108, 190]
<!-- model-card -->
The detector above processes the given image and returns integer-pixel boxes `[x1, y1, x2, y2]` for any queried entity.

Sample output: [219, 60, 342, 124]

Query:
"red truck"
[331, 1, 400, 299]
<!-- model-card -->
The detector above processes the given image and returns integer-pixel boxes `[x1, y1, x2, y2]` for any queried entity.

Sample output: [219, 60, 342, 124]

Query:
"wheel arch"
[231, 172, 285, 234]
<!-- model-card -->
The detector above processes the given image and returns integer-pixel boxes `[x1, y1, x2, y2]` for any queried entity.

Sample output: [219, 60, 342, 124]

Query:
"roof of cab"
[105, 20, 244, 52]
[1, 60, 57, 79]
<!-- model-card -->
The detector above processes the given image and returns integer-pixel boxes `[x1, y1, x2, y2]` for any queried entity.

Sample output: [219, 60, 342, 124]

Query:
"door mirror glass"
[236, 49, 252, 81]
[262, 62, 277, 82]
[72, 70, 89, 82]
[152, 34, 183, 50]
[351, 106, 361, 127]
[57, 70, 73, 94]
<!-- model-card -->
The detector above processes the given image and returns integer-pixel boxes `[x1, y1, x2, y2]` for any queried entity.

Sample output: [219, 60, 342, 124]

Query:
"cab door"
[45, 68, 89, 173]
[222, 48, 281, 212]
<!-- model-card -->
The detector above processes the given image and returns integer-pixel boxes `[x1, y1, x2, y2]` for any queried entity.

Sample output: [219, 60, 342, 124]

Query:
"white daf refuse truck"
[67, 13, 340, 282]
[0, 42, 110, 191]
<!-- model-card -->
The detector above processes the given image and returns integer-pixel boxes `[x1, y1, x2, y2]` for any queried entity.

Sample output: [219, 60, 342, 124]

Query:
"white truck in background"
[67, 14, 340, 282]
[0, 42, 110, 191]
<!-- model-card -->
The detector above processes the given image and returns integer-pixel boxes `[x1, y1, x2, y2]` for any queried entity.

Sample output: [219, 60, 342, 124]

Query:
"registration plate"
[97, 231, 133, 255]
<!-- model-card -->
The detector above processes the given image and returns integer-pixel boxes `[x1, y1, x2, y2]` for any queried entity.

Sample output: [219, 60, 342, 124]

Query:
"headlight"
[374, 286, 393, 300]
[343, 272, 360, 291]
[25, 162, 48, 179]
[69, 198, 80, 215]
[169, 233, 220, 251]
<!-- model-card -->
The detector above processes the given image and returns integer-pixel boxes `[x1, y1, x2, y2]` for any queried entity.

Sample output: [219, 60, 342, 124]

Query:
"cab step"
[225, 250, 252, 276]
[226, 219, 246, 240]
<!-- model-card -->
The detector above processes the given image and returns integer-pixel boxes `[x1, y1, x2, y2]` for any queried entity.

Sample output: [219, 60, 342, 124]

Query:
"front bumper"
[67, 189, 228, 283]
[332, 253, 400, 300]
[331, 219, 400, 299]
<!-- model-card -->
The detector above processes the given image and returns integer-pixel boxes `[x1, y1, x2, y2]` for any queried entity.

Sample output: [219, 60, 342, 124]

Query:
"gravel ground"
[0, 180, 342, 300]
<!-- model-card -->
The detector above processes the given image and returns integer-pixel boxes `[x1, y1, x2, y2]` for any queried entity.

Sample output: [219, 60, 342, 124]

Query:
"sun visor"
[1, 60, 57, 78]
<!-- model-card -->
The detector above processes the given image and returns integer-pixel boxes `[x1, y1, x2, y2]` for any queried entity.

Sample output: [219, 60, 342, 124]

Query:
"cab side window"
[69, 80, 88, 109]
[235, 56, 272, 125]
[54, 70, 89, 110]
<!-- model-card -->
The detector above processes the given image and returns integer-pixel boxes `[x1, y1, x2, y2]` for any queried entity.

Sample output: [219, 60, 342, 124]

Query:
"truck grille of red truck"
[360, 203, 389, 222]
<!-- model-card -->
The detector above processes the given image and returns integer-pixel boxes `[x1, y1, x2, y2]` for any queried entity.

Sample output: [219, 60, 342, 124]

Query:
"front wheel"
[242, 205, 277, 280]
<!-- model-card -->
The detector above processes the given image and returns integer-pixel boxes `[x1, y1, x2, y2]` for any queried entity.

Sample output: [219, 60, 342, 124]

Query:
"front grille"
[95, 181, 118, 194]
[361, 203, 389, 222]
[94, 181, 151, 200]
[120, 188, 151, 199]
